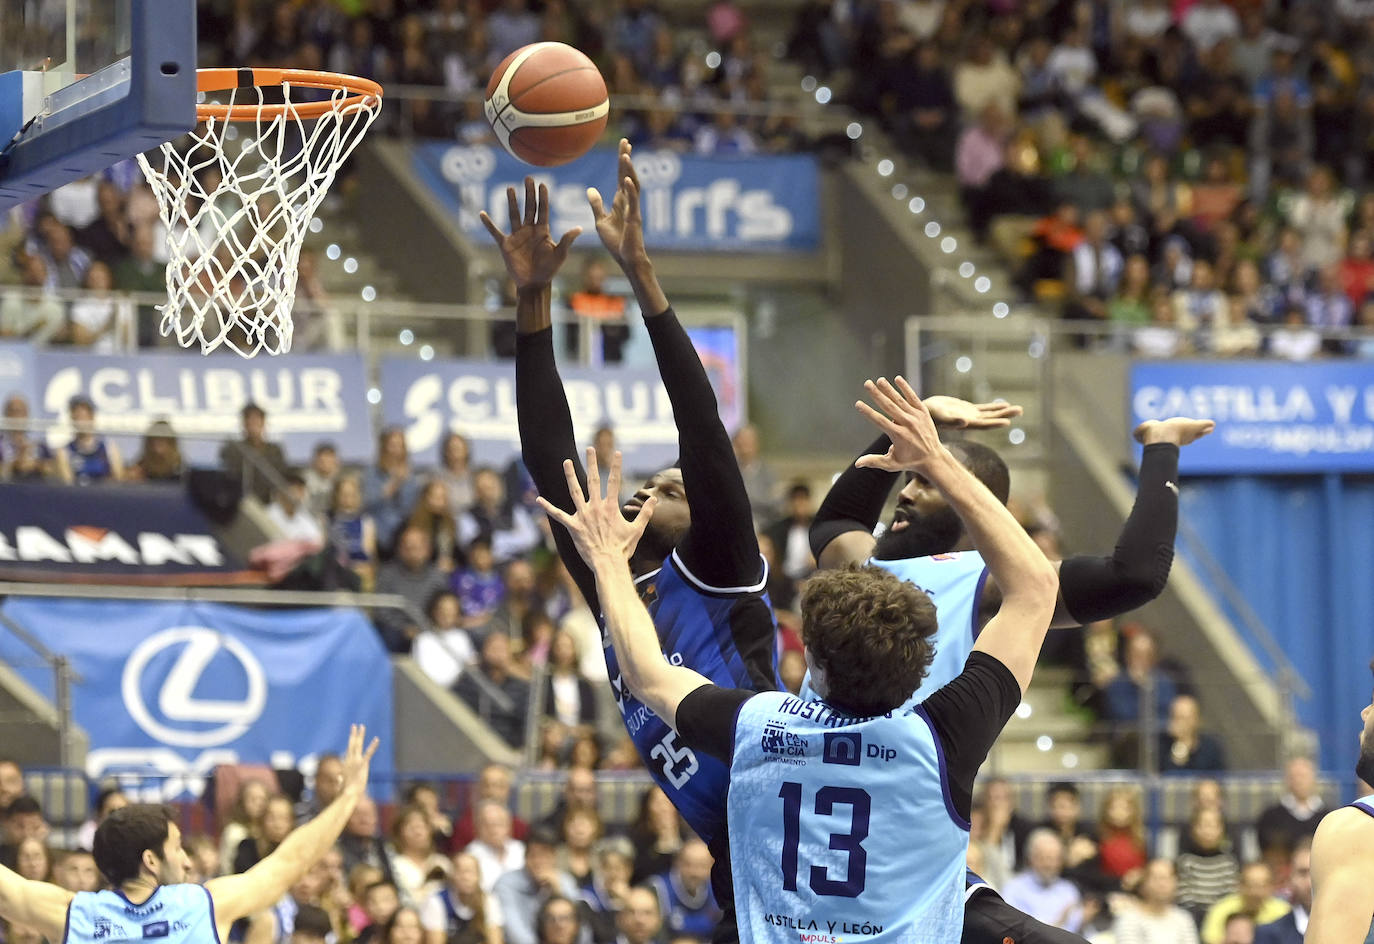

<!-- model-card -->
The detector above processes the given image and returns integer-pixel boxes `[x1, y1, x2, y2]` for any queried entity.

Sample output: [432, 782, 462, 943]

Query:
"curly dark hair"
[801, 565, 937, 717]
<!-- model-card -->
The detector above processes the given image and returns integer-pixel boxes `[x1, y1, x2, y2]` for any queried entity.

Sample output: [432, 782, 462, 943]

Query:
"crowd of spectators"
[789, 0, 1374, 358]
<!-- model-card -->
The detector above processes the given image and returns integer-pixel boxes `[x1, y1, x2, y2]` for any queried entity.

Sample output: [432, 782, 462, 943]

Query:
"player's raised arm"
[588, 140, 758, 589]
[205, 725, 379, 937]
[0, 861, 74, 942]
[537, 450, 710, 721]
[483, 178, 602, 612]
[856, 378, 1058, 692]
[1306, 807, 1374, 944]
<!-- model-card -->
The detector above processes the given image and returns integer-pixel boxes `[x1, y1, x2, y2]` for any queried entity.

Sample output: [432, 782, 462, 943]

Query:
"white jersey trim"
[669, 548, 769, 595]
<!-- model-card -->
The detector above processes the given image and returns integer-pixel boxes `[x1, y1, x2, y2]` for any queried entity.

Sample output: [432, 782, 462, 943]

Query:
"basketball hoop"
[136, 68, 383, 357]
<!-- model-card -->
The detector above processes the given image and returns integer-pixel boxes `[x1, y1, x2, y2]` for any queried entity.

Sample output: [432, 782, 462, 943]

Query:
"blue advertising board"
[380, 326, 744, 475]
[27, 349, 373, 466]
[1130, 361, 1374, 473]
[412, 143, 820, 252]
[0, 598, 393, 799]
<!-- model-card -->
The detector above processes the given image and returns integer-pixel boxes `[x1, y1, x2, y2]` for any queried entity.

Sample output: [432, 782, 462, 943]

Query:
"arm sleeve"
[674, 684, 753, 763]
[515, 327, 600, 614]
[1057, 443, 1180, 624]
[644, 308, 761, 588]
[919, 652, 1022, 822]
[809, 433, 900, 558]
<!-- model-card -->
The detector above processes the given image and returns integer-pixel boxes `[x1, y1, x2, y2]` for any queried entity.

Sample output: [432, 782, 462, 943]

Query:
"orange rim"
[195, 67, 383, 121]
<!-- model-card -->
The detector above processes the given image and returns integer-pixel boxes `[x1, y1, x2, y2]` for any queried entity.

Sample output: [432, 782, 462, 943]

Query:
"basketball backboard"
[0, 0, 196, 210]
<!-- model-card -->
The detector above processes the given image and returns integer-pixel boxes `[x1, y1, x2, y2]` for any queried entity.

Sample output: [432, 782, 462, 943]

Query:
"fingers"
[478, 211, 506, 244]
[523, 177, 536, 227]
[856, 399, 903, 440]
[607, 449, 624, 504]
[536, 182, 550, 227]
[536, 495, 575, 528]
[506, 186, 520, 231]
[363, 737, 379, 763]
[587, 187, 606, 219]
[554, 226, 583, 257]
[891, 376, 928, 414]
[865, 378, 908, 421]
[976, 401, 1024, 417]
[584, 446, 601, 498]
[562, 458, 588, 511]
[854, 452, 900, 471]
[620, 141, 641, 191]
[628, 495, 657, 544]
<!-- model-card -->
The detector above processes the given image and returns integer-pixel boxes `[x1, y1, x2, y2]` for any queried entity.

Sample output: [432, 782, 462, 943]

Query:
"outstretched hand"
[587, 139, 648, 270]
[1133, 417, 1215, 447]
[924, 395, 1023, 429]
[537, 449, 656, 566]
[480, 177, 581, 292]
[854, 376, 949, 473]
[339, 723, 380, 799]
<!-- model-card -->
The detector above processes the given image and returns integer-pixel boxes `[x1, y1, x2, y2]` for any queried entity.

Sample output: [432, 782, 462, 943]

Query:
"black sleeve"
[674, 684, 754, 763]
[515, 327, 600, 614]
[644, 308, 760, 588]
[919, 652, 1022, 822]
[1057, 442, 1179, 624]
[809, 433, 900, 558]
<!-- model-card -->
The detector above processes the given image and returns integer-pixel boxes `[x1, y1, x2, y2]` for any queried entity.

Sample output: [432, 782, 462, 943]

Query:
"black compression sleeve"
[675, 684, 753, 763]
[645, 308, 760, 588]
[515, 327, 600, 613]
[809, 433, 900, 559]
[1058, 442, 1180, 624]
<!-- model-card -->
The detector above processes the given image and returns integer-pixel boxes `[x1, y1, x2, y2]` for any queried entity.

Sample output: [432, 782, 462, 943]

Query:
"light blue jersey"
[727, 691, 969, 944]
[801, 552, 989, 710]
[65, 885, 219, 944]
[1352, 792, 1374, 819]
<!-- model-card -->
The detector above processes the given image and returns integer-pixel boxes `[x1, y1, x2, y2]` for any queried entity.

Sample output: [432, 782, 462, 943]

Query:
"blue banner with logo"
[30, 349, 372, 466]
[0, 482, 247, 583]
[380, 332, 744, 475]
[0, 341, 34, 405]
[0, 598, 393, 799]
[412, 143, 820, 252]
[1130, 361, 1374, 473]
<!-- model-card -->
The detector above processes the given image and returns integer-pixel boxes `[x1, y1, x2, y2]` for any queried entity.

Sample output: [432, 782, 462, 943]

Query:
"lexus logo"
[121, 627, 267, 747]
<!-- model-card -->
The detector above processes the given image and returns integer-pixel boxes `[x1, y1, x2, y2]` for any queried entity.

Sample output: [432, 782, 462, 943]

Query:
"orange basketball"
[484, 42, 609, 167]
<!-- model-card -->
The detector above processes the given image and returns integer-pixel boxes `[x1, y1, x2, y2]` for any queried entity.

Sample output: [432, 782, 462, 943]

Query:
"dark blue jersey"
[606, 548, 779, 844]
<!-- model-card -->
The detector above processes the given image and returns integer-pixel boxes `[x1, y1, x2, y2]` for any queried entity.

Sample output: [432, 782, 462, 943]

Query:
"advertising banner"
[412, 143, 820, 252]
[30, 349, 372, 466]
[0, 598, 393, 798]
[1130, 361, 1374, 473]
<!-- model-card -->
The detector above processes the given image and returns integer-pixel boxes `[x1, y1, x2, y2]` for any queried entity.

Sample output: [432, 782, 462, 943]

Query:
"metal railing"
[0, 608, 82, 768]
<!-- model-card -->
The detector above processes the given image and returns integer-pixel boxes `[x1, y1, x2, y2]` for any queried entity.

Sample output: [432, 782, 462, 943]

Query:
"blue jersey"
[67, 438, 113, 483]
[727, 691, 969, 944]
[65, 885, 219, 944]
[610, 549, 779, 843]
[801, 552, 989, 709]
[650, 870, 722, 938]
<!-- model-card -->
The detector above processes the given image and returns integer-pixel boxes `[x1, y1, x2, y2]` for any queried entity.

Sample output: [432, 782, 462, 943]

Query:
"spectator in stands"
[1285, 166, 1348, 273]
[953, 34, 1019, 122]
[1223, 913, 1257, 944]
[1173, 260, 1230, 348]
[762, 482, 816, 584]
[390, 805, 450, 908]
[1066, 209, 1125, 336]
[407, 478, 463, 571]
[534, 895, 583, 944]
[268, 472, 325, 543]
[403, 783, 453, 854]
[1160, 694, 1228, 773]
[36, 221, 91, 289]
[480, 558, 541, 642]
[455, 631, 531, 749]
[434, 433, 475, 518]
[75, 786, 127, 851]
[52, 849, 100, 892]
[1269, 302, 1323, 361]
[1002, 829, 1084, 933]
[183, 834, 219, 884]
[486, 0, 541, 68]
[1230, 259, 1281, 328]
[1017, 201, 1083, 295]
[1102, 626, 1178, 726]
[366, 426, 421, 556]
[357, 881, 402, 944]
[54, 395, 122, 484]
[125, 418, 183, 482]
[649, 838, 719, 938]
[1096, 785, 1150, 885]
[542, 630, 597, 745]
[1255, 757, 1326, 864]
[566, 259, 631, 365]
[466, 800, 526, 895]
[1040, 783, 1093, 850]
[347, 865, 386, 937]
[1114, 858, 1201, 944]
[1201, 863, 1290, 944]
[1252, 841, 1310, 944]
[341, 795, 398, 887]
[554, 807, 600, 890]
[1109, 255, 1154, 332]
[0, 396, 47, 481]
[13, 838, 49, 882]
[233, 792, 296, 873]
[1306, 264, 1356, 352]
[290, 904, 334, 944]
[414, 591, 477, 690]
[731, 423, 775, 523]
[536, 769, 599, 840]
[458, 466, 541, 564]
[220, 402, 290, 503]
[0, 251, 60, 339]
[419, 850, 497, 944]
[299, 753, 344, 823]
[981, 777, 1034, 876]
[891, 39, 958, 171]
[374, 525, 450, 654]
[56, 261, 122, 350]
[614, 887, 664, 944]
[218, 777, 270, 874]
[330, 473, 379, 585]
[628, 787, 686, 885]
[1250, 85, 1314, 200]
[452, 538, 504, 628]
[303, 441, 339, 517]
[112, 225, 166, 347]
[451, 764, 527, 854]
[1177, 807, 1242, 925]
[582, 837, 634, 940]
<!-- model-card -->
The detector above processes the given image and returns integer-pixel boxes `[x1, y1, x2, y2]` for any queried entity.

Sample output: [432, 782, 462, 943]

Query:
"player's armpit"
[1307, 808, 1374, 944]
[815, 528, 876, 570]
[0, 867, 72, 943]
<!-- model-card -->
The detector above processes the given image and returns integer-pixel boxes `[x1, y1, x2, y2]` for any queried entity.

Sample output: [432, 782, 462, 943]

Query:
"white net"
[136, 77, 382, 357]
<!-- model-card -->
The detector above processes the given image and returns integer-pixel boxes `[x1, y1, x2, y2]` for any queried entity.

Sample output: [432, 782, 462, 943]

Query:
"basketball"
[484, 42, 609, 167]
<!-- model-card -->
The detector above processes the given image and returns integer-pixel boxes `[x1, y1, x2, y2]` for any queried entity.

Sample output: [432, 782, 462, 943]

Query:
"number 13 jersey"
[614, 549, 780, 844]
